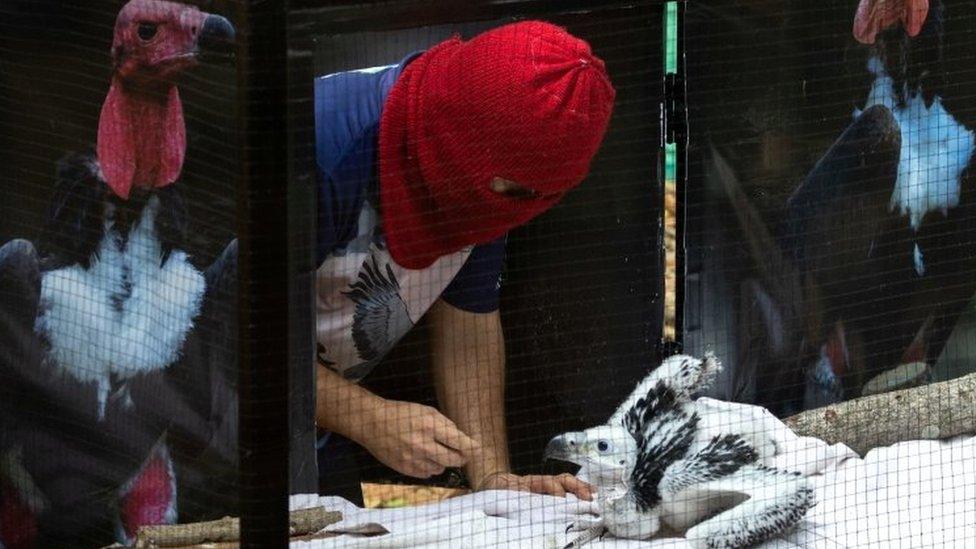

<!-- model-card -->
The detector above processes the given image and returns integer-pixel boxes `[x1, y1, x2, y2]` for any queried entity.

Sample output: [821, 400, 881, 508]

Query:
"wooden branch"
[785, 373, 976, 456]
[132, 507, 341, 548]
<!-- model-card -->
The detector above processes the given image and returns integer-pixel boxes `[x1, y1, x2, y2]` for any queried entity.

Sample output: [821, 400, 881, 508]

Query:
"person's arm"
[427, 299, 509, 485]
[427, 299, 593, 499]
[316, 363, 478, 479]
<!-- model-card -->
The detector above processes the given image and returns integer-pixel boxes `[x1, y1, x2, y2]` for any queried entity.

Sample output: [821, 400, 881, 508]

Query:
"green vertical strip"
[664, 1, 678, 75]
[663, 1, 679, 341]
[664, 0, 679, 180]
[664, 0, 678, 170]
[665, 142, 677, 180]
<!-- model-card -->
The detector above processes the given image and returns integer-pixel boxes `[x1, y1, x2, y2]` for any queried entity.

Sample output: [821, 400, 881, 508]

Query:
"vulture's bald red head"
[853, 0, 929, 44]
[97, 0, 234, 200]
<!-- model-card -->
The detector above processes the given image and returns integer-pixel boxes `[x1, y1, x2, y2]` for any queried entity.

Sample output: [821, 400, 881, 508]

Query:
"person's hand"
[477, 472, 594, 501]
[356, 398, 480, 479]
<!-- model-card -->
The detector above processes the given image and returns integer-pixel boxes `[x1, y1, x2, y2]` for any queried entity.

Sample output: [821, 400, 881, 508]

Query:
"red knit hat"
[379, 21, 616, 269]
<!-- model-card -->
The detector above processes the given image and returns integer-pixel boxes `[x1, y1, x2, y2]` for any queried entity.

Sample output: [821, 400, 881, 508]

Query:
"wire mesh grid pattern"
[0, 0, 973, 547]
[0, 1, 242, 546]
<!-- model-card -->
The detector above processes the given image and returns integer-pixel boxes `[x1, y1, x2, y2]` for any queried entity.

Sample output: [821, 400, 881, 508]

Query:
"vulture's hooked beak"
[543, 433, 585, 465]
[197, 14, 236, 59]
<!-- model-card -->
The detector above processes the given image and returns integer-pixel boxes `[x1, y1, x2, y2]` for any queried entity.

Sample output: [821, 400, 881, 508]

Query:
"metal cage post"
[237, 0, 290, 545]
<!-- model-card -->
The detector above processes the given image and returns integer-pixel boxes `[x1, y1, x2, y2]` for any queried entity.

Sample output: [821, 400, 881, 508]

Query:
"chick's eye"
[597, 441, 610, 452]
[138, 22, 158, 41]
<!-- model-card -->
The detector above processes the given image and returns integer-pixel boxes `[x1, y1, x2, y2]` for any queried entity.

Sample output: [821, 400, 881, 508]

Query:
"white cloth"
[294, 400, 976, 548]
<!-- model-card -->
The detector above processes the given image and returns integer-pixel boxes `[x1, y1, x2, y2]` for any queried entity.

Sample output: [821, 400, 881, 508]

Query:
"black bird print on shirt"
[341, 256, 413, 380]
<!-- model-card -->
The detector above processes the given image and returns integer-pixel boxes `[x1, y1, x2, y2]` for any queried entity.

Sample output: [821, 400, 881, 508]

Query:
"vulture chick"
[546, 354, 815, 549]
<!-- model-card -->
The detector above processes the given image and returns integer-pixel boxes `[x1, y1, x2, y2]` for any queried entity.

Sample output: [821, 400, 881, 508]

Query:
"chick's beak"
[544, 433, 583, 464]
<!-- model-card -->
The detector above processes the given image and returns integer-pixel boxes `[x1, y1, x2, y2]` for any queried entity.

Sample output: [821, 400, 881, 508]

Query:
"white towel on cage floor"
[292, 399, 976, 549]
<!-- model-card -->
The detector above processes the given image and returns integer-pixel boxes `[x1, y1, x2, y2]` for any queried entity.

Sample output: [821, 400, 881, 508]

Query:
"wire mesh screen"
[2, 0, 975, 547]
[0, 1, 247, 546]
[680, 0, 976, 547]
[684, 0, 976, 415]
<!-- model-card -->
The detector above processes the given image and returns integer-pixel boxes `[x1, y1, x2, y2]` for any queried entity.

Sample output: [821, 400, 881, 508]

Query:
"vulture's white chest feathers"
[857, 57, 975, 231]
[36, 196, 204, 419]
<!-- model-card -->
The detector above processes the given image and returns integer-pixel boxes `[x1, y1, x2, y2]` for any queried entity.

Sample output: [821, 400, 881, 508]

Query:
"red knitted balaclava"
[379, 21, 616, 269]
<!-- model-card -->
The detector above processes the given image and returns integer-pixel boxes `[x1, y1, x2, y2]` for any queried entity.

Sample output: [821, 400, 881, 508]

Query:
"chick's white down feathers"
[546, 354, 815, 549]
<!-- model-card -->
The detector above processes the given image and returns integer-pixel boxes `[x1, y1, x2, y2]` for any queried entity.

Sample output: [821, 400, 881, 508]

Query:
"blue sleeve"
[314, 58, 420, 267]
[314, 70, 386, 177]
[314, 69, 387, 267]
[441, 237, 506, 313]
[315, 126, 376, 267]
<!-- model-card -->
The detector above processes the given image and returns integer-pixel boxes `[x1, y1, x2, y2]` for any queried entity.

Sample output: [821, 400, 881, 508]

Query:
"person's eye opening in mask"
[490, 176, 539, 200]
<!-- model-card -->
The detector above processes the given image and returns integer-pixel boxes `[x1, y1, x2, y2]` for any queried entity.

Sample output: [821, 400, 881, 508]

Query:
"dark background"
[301, 0, 666, 486]
[683, 0, 976, 405]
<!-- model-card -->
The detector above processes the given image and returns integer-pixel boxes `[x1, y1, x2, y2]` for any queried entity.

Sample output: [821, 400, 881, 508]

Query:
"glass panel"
[684, 0, 976, 416]
[0, 1, 240, 545]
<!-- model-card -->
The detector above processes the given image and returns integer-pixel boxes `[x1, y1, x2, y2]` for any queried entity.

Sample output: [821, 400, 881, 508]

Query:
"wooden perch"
[785, 372, 976, 456]
[132, 507, 341, 548]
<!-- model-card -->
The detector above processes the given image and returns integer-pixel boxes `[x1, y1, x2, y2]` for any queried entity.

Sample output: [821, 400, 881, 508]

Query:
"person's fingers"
[428, 413, 479, 457]
[421, 440, 466, 468]
[395, 443, 440, 478]
[509, 475, 531, 493]
[396, 460, 426, 478]
[476, 473, 592, 500]
[422, 459, 446, 477]
[480, 472, 515, 491]
[405, 458, 443, 479]
[532, 475, 566, 498]
[556, 473, 594, 501]
[526, 475, 546, 492]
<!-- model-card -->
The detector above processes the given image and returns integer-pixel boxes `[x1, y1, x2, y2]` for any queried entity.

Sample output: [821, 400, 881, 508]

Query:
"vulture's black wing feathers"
[41, 150, 106, 270]
[785, 105, 902, 318]
[0, 238, 42, 517]
[786, 105, 901, 271]
[0, 240, 42, 421]
[41, 150, 188, 269]
[0, 238, 40, 340]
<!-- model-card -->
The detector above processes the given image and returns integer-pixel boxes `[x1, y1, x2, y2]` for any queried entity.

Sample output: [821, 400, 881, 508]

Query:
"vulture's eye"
[138, 22, 159, 41]
[597, 441, 610, 453]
